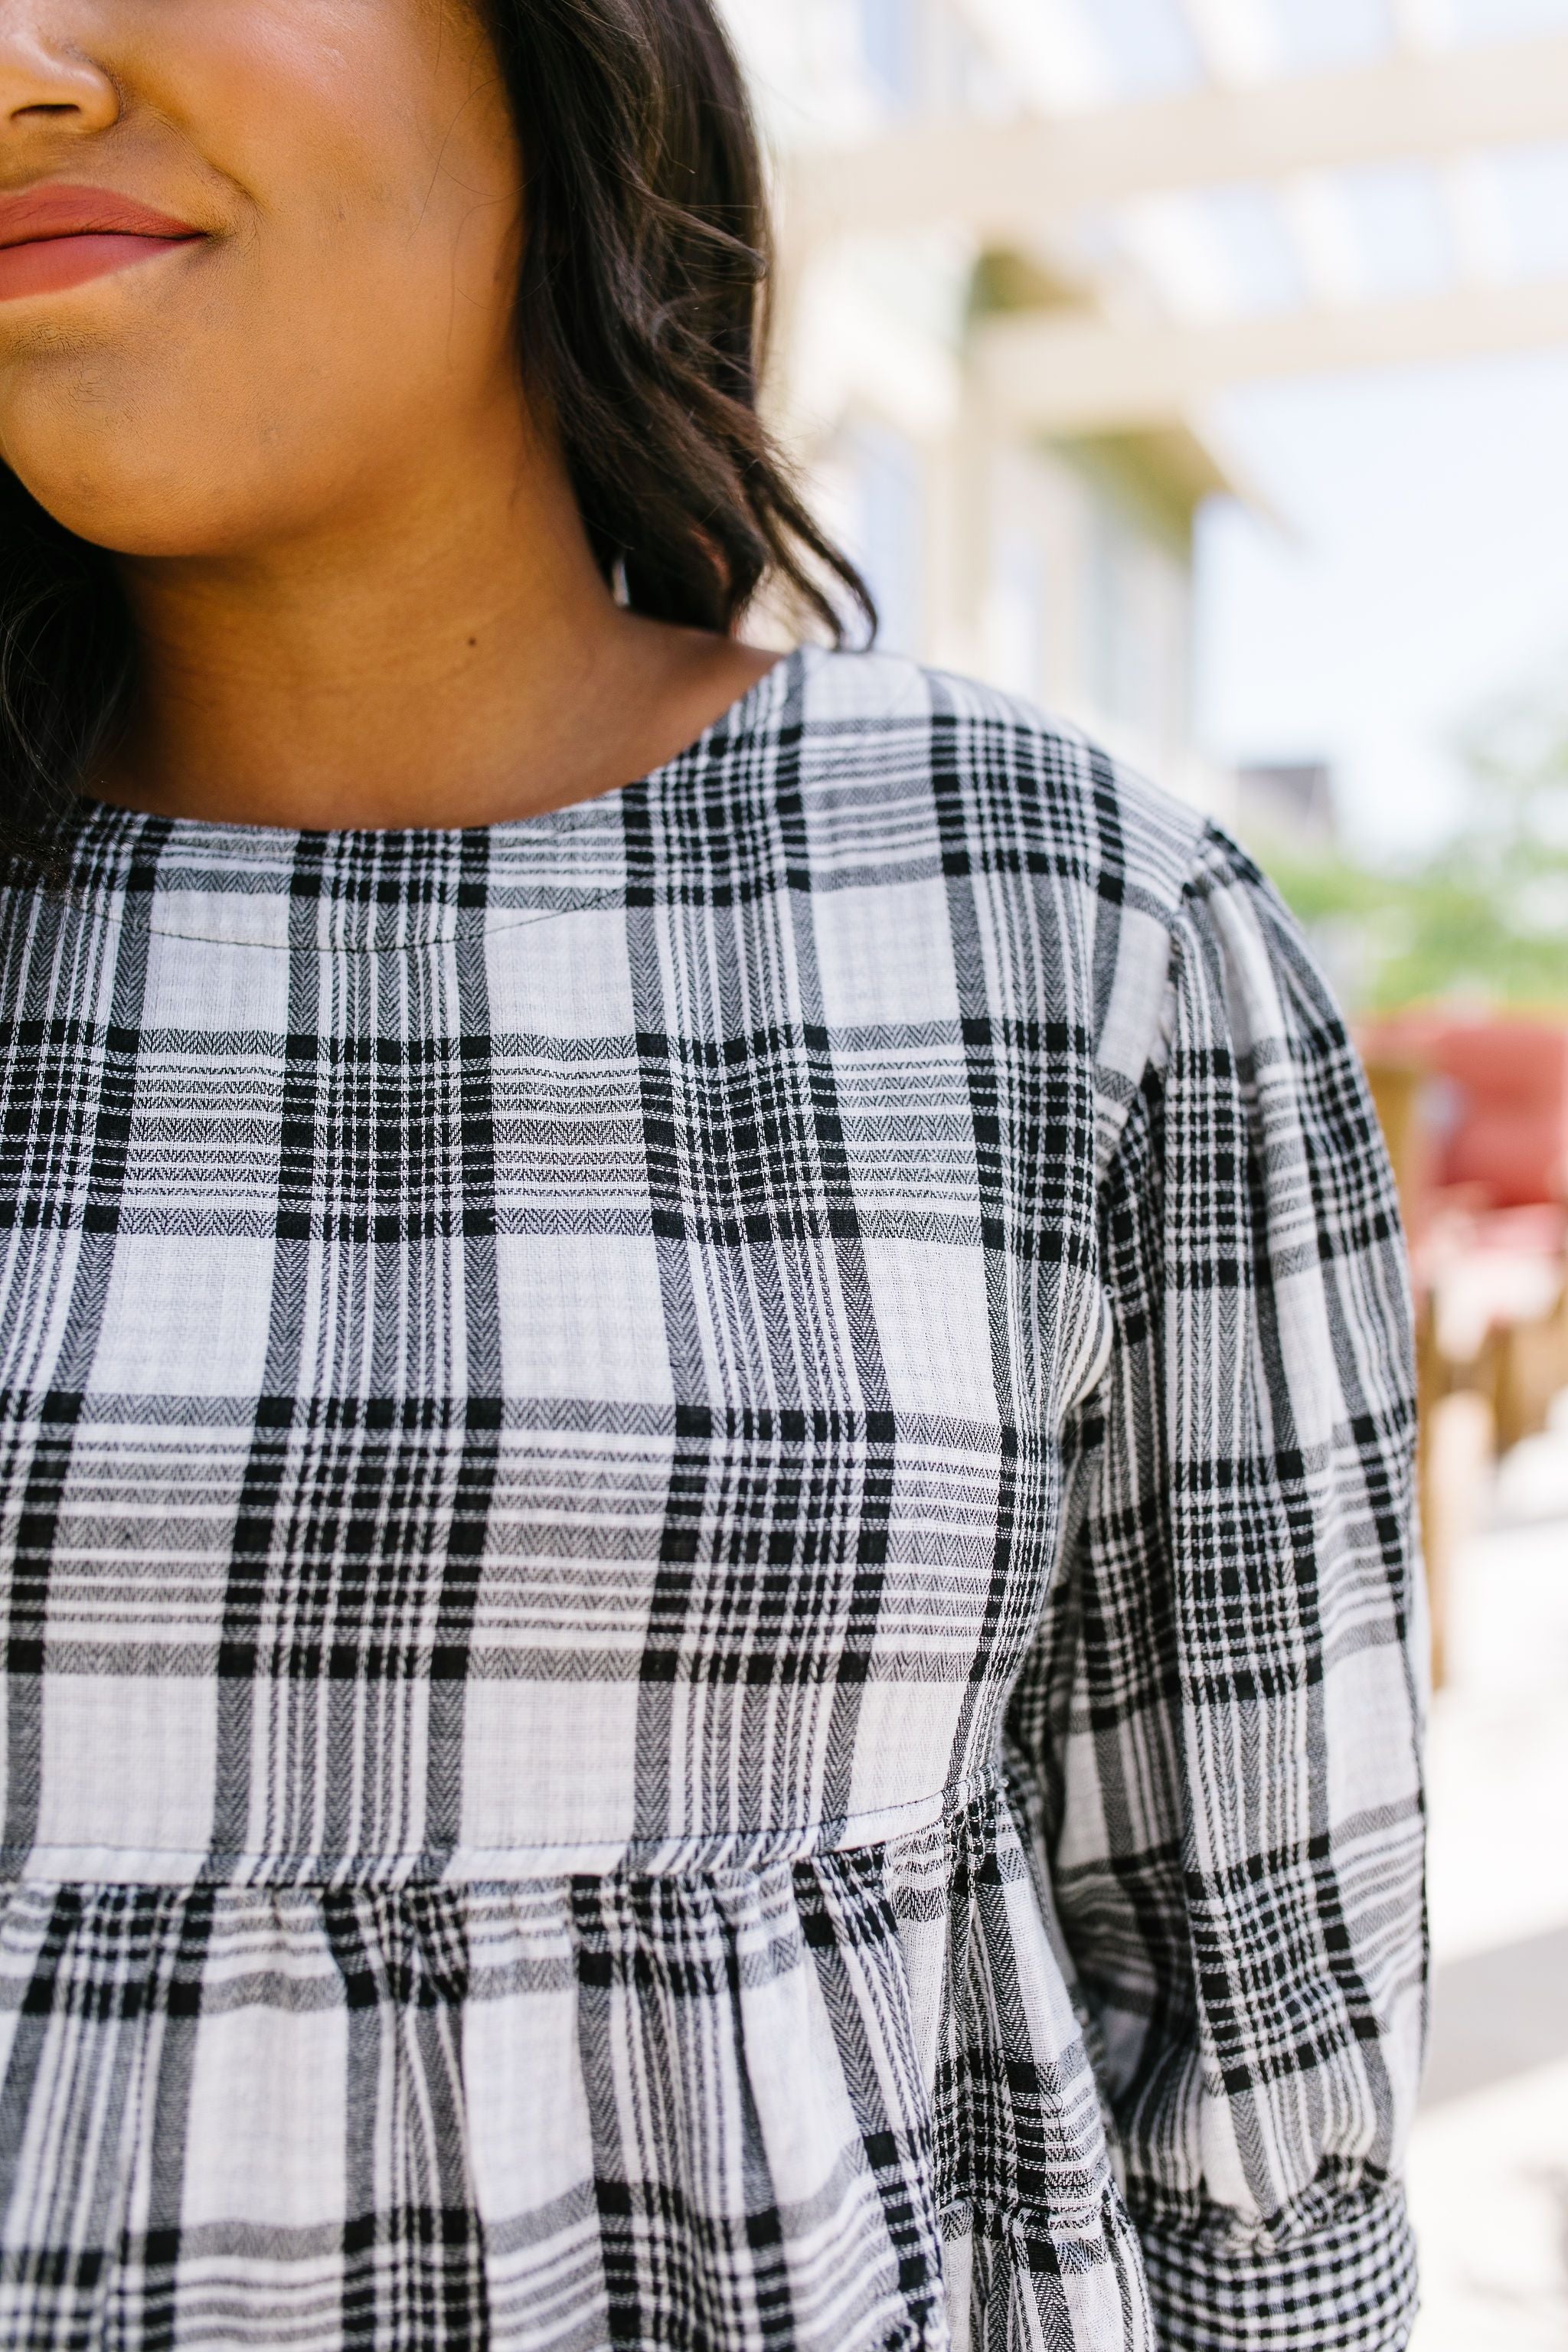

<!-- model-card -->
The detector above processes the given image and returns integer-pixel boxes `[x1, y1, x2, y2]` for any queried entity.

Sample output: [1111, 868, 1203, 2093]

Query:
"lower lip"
[0, 231, 203, 303]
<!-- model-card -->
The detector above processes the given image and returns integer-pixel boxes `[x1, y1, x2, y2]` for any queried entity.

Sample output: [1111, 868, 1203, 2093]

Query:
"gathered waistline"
[0, 1766, 1008, 1892]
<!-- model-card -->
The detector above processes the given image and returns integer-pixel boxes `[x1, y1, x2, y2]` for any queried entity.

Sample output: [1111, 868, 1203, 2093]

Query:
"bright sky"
[1195, 348, 1568, 861]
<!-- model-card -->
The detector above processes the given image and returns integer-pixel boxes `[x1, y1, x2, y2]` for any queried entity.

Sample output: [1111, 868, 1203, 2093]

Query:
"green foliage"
[1258, 689, 1568, 1014]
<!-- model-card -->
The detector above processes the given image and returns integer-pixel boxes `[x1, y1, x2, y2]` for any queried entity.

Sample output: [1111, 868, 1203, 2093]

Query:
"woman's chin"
[3, 439, 273, 562]
[11, 485, 227, 560]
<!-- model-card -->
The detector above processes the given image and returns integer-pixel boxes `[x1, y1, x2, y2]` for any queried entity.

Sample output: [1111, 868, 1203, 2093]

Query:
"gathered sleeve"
[1009, 827, 1428, 2347]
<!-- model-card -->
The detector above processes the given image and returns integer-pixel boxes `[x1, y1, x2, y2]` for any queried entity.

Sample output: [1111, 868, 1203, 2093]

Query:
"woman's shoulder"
[780, 645, 1215, 927]
[771, 647, 1325, 1143]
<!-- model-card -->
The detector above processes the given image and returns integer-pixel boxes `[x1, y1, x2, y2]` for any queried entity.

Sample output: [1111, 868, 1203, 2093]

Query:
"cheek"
[200, 2, 517, 260]
[124, 0, 520, 372]
[175, 8, 459, 240]
[0, 0, 522, 547]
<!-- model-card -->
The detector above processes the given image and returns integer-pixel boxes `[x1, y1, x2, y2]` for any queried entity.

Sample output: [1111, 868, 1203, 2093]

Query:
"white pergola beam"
[1180, 0, 1276, 88]
[975, 279, 1568, 433]
[787, 34, 1568, 247]
[947, 0, 1110, 111]
[1389, 0, 1455, 51]
[1445, 154, 1514, 286]
[1278, 176, 1366, 307]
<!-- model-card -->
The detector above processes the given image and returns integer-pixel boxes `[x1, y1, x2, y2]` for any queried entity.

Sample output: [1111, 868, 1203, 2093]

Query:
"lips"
[0, 183, 204, 302]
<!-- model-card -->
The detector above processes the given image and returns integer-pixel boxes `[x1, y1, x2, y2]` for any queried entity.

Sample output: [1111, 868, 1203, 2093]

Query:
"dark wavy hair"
[0, 0, 872, 865]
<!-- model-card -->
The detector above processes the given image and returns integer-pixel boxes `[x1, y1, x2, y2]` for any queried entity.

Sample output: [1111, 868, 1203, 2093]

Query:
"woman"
[0, 2, 1426, 2347]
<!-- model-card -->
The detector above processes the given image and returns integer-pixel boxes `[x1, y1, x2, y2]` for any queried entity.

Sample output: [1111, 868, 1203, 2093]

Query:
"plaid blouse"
[0, 648, 1426, 2350]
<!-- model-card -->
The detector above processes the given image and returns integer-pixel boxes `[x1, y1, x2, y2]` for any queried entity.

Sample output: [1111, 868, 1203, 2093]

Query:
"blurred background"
[718, 2, 1568, 2344]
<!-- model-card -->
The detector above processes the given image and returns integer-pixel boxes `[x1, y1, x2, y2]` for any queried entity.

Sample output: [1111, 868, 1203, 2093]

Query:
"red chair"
[1361, 1013, 1568, 1215]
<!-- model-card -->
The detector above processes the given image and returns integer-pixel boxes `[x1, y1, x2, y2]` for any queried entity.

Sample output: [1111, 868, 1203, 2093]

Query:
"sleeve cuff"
[1134, 2186, 1418, 2351]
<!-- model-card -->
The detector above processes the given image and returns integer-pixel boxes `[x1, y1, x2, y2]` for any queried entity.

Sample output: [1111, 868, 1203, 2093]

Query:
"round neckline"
[51, 645, 815, 952]
[69, 644, 806, 854]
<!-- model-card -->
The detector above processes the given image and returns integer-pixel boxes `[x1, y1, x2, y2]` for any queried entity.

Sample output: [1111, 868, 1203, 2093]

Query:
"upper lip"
[0, 184, 202, 251]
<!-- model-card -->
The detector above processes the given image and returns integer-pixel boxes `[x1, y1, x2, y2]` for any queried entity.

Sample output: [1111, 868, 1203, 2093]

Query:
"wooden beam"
[975, 280, 1568, 433]
[786, 34, 1568, 248]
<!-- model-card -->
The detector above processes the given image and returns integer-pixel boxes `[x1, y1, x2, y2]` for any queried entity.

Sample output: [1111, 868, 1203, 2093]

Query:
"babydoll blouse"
[0, 648, 1426, 2351]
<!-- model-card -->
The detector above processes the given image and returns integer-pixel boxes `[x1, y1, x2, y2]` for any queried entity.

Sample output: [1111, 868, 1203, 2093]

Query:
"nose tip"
[0, 26, 119, 138]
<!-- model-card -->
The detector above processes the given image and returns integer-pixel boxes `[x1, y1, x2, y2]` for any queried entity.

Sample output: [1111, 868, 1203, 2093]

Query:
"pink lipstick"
[0, 184, 204, 302]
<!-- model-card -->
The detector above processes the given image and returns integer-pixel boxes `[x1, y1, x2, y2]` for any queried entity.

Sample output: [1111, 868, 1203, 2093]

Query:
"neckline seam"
[76, 900, 616, 955]
[64, 643, 808, 858]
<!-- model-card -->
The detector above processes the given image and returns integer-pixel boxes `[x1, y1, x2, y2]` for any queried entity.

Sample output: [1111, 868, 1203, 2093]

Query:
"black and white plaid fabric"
[0, 648, 1426, 2350]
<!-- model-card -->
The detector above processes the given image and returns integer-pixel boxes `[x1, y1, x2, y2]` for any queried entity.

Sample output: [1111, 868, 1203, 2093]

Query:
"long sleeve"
[1008, 828, 1428, 2348]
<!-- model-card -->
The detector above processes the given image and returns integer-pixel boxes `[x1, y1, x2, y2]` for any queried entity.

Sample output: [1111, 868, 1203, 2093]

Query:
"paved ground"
[1409, 1405, 1568, 2350]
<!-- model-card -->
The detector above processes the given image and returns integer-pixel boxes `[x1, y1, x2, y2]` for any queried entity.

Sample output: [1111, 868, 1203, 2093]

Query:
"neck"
[99, 397, 776, 832]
